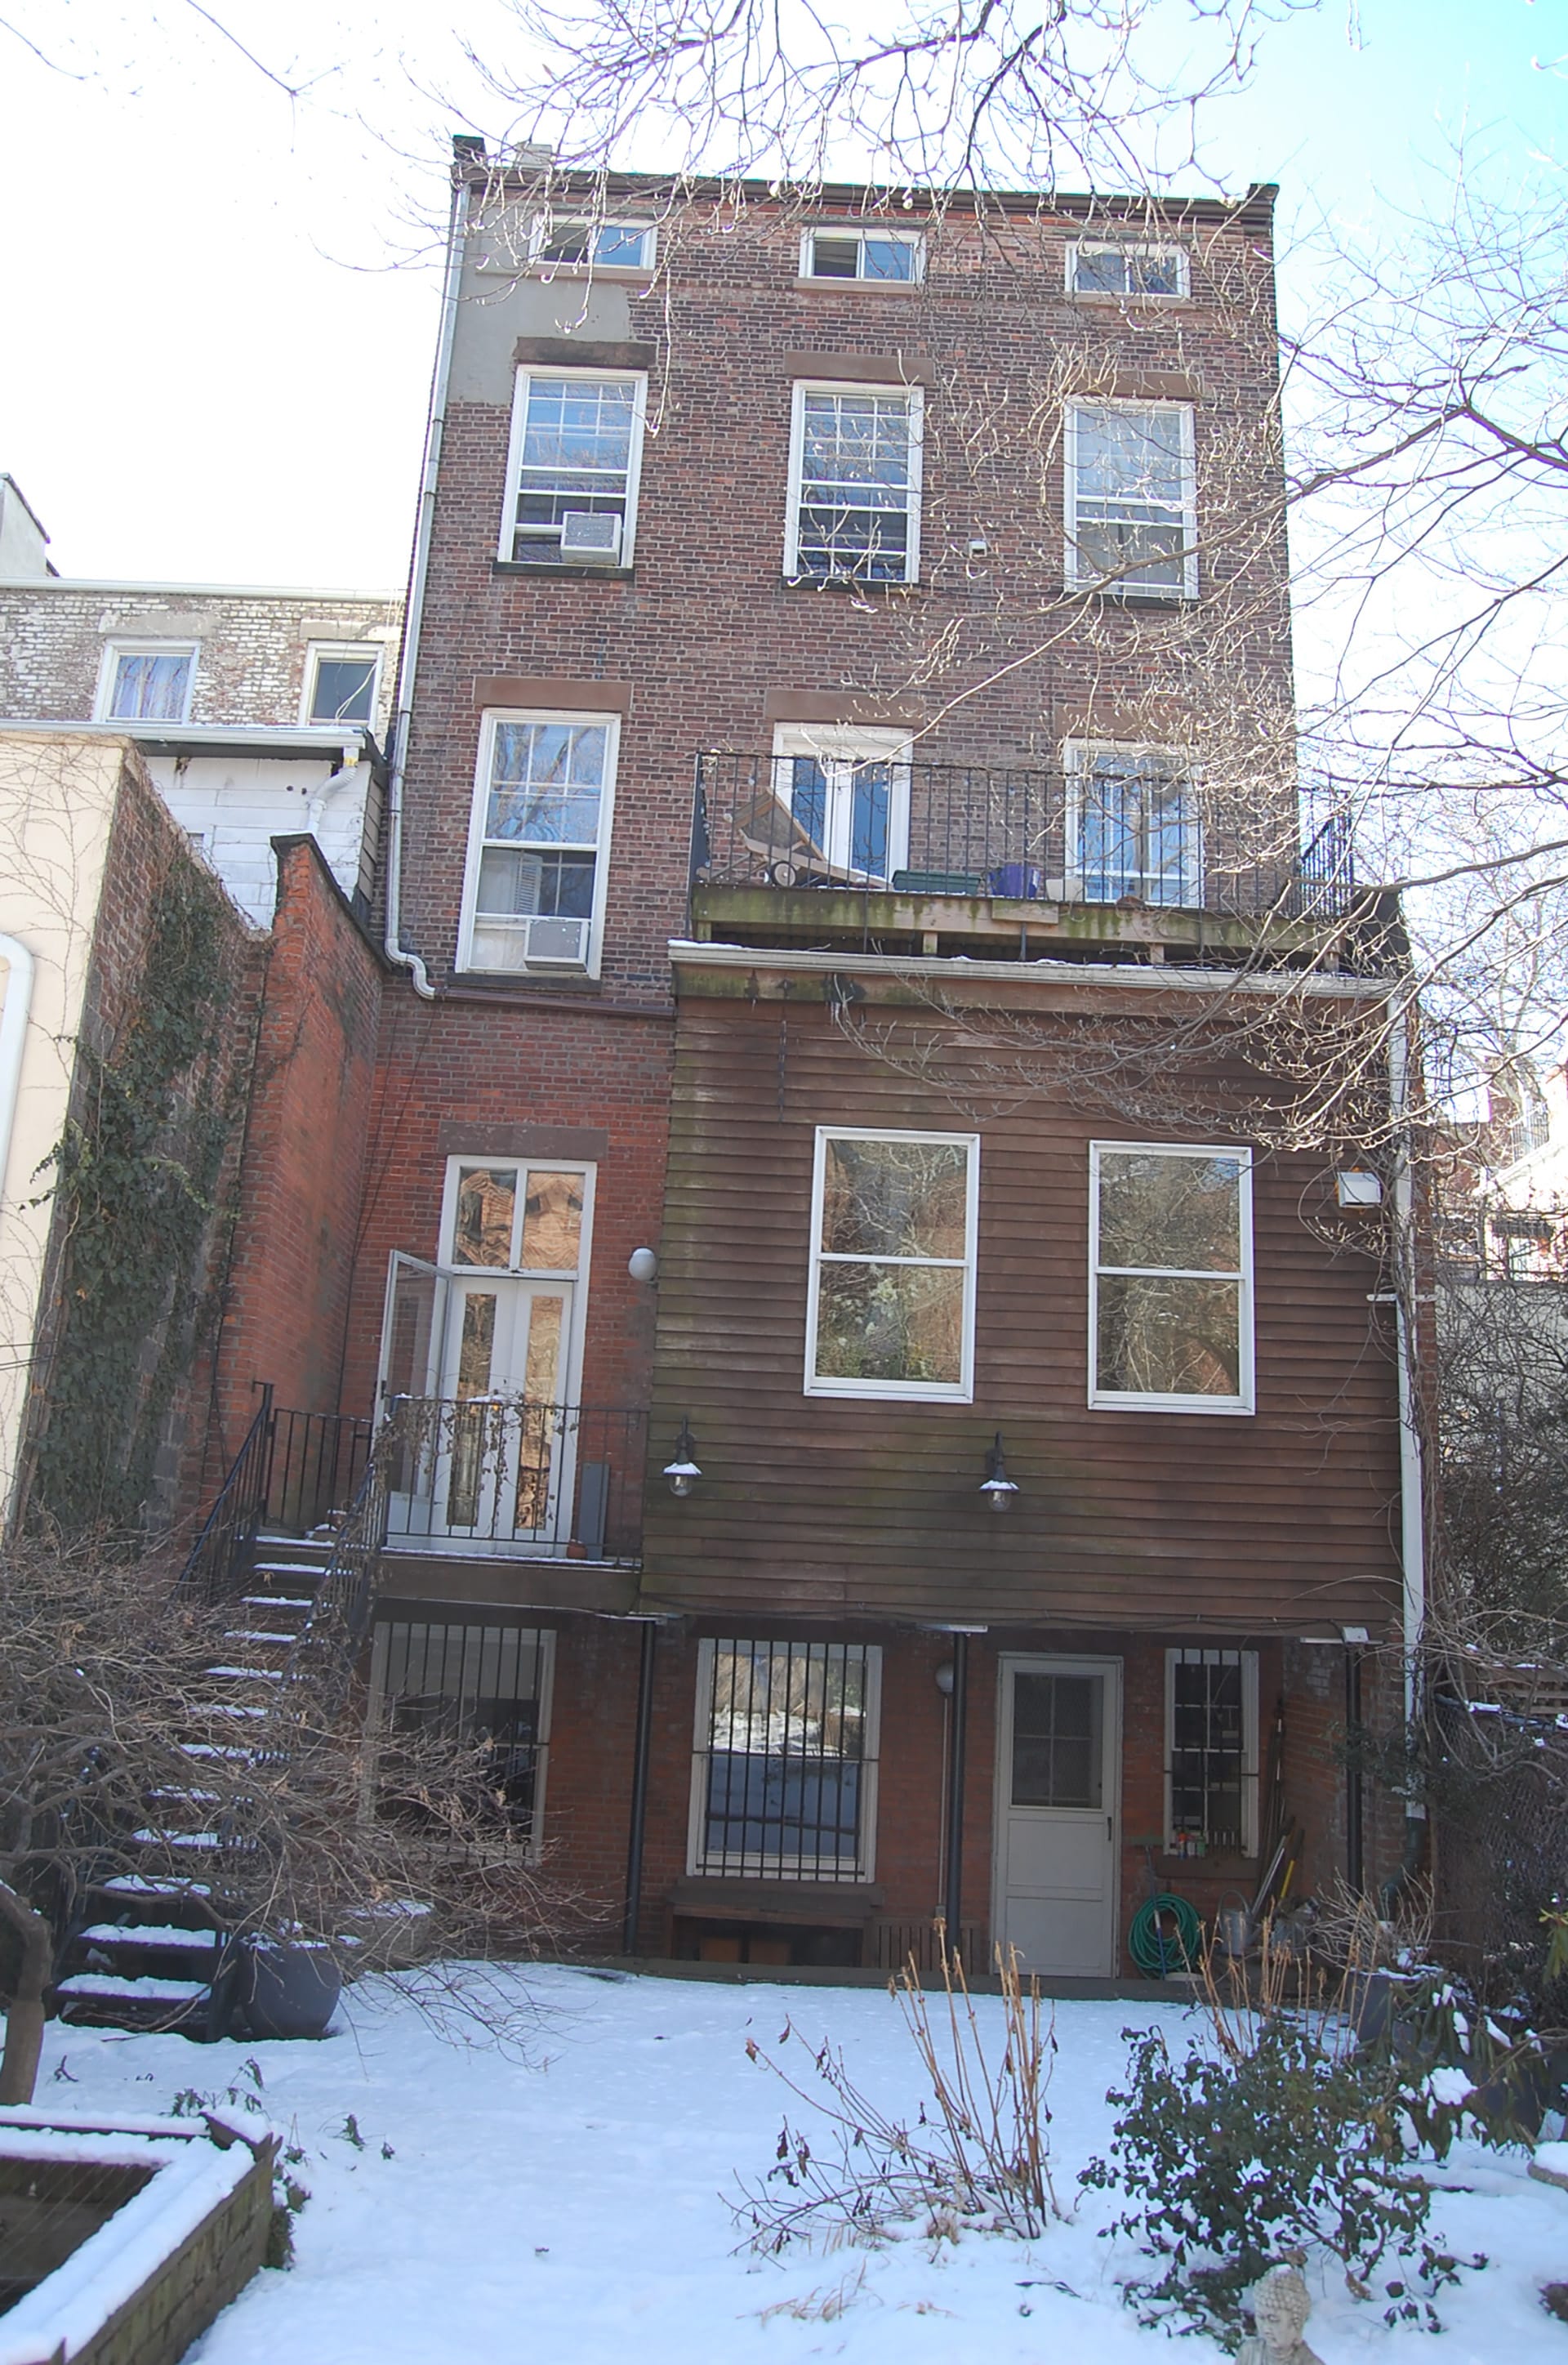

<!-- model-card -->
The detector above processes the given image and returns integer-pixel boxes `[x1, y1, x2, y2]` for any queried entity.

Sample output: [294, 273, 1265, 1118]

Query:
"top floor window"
[806, 1127, 978, 1400]
[97, 643, 195, 724]
[1068, 242, 1189, 298]
[1089, 1144, 1254, 1412]
[1065, 404, 1197, 600]
[786, 382, 924, 586]
[533, 217, 655, 271]
[801, 229, 923, 283]
[304, 644, 381, 726]
[500, 368, 646, 568]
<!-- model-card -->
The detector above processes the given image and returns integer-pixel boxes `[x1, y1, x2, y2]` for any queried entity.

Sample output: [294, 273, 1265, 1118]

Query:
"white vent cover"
[559, 511, 622, 561]
[1336, 1170, 1383, 1209]
[523, 915, 590, 966]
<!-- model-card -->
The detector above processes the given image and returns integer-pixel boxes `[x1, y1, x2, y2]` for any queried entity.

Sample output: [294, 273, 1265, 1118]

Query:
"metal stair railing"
[175, 1385, 274, 1606]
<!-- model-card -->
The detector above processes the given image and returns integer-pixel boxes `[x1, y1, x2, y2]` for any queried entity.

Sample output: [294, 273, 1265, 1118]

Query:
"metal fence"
[380, 1397, 648, 1561]
[263, 1407, 374, 1536]
[692, 751, 1359, 922]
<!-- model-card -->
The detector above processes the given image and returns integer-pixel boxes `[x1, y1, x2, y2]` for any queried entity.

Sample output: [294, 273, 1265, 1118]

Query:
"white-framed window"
[805, 1127, 978, 1400]
[95, 641, 197, 724]
[457, 709, 618, 976]
[1165, 1647, 1258, 1856]
[786, 381, 924, 586]
[531, 215, 656, 272]
[1064, 402, 1197, 600]
[302, 642, 381, 727]
[498, 368, 648, 567]
[1066, 742, 1200, 907]
[800, 227, 924, 283]
[688, 1637, 881, 1881]
[770, 725, 912, 885]
[1067, 241, 1189, 299]
[369, 1620, 556, 1854]
[1089, 1143, 1254, 1412]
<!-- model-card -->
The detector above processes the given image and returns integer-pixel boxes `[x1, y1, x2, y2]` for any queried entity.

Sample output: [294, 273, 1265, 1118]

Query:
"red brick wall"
[207, 835, 384, 1469]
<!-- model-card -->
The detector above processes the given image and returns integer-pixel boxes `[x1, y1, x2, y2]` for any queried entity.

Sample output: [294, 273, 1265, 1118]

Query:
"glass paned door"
[438, 1279, 570, 1542]
[771, 731, 911, 885]
[993, 1656, 1120, 1975]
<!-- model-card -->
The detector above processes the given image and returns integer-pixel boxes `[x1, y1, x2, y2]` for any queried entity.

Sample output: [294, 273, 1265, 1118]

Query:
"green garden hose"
[1128, 1891, 1204, 1976]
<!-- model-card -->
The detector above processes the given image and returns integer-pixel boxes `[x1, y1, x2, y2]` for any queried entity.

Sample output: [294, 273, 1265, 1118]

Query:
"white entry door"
[992, 1656, 1120, 1976]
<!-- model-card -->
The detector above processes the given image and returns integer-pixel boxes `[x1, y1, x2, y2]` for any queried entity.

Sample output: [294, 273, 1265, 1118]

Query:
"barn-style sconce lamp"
[978, 1431, 1018, 1512]
[663, 1419, 702, 1498]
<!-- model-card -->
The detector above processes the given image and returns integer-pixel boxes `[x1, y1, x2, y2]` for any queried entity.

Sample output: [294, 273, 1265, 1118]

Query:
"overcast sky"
[0, 0, 1561, 588]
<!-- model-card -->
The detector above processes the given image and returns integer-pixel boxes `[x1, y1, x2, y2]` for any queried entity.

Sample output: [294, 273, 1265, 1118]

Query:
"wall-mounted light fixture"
[663, 1419, 702, 1498]
[934, 1659, 956, 1695]
[979, 1431, 1018, 1512]
[628, 1246, 659, 1283]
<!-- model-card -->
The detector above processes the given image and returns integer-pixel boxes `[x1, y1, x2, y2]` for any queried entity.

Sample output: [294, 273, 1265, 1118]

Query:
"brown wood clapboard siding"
[640, 989, 1403, 1632]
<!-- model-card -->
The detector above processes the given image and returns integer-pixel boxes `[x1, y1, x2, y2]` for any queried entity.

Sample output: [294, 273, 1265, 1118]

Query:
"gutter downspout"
[383, 155, 474, 1000]
[0, 933, 36, 1218]
[1388, 999, 1428, 1830]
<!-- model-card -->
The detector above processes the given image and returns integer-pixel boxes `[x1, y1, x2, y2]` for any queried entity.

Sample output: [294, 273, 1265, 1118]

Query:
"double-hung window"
[1089, 1144, 1254, 1412]
[805, 1127, 978, 1399]
[459, 711, 617, 975]
[690, 1638, 880, 1881]
[1065, 403, 1196, 599]
[786, 382, 924, 585]
[1068, 242, 1189, 298]
[800, 228, 923, 283]
[532, 216, 655, 271]
[96, 642, 196, 723]
[500, 368, 646, 567]
[1067, 743, 1200, 906]
[1165, 1647, 1258, 1855]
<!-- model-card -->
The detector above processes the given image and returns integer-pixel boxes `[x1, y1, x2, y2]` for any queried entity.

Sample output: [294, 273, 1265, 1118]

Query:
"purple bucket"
[987, 863, 1042, 900]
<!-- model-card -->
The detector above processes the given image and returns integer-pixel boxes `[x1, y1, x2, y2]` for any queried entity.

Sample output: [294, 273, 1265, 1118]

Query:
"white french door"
[991, 1655, 1121, 1976]
[376, 1158, 594, 1552]
[772, 726, 911, 884]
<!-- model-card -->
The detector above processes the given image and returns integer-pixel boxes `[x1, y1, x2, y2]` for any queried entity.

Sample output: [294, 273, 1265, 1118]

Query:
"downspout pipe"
[1388, 1001, 1429, 1849]
[0, 932, 36, 1221]
[383, 149, 475, 1000]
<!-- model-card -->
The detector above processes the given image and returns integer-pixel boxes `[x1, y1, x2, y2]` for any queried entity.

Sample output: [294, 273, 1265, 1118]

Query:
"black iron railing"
[381, 1397, 648, 1561]
[691, 752, 1359, 922]
[176, 1385, 274, 1605]
[264, 1407, 374, 1536]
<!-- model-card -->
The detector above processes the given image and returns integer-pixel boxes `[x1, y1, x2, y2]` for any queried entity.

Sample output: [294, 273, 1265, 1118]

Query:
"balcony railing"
[380, 1396, 648, 1561]
[690, 752, 1358, 923]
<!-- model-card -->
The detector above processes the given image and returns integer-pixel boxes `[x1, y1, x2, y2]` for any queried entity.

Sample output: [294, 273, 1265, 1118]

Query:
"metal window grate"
[693, 1640, 876, 1881]
[376, 1621, 549, 1843]
[1168, 1647, 1250, 1853]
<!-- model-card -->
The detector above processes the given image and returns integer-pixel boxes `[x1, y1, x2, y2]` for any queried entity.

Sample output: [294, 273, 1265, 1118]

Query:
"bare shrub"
[736, 1934, 1060, 2253]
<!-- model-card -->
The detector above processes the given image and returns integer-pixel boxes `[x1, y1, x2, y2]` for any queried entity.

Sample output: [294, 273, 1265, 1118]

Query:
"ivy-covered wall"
[24, 762, 261, 1537]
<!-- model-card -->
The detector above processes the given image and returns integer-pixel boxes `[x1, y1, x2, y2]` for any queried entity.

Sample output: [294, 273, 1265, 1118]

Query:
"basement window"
[1165, 1647, 1258, 1854]
[370, 1619, 555, 1850]
[690, 1637, 881, 1881]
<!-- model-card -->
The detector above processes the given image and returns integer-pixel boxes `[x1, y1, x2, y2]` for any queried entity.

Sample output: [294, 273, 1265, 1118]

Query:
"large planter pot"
[238, 1941, 341, 2041]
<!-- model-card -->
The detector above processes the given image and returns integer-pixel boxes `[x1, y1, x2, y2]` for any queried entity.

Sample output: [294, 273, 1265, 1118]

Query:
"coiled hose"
[1128, 1891, 1204, 1976]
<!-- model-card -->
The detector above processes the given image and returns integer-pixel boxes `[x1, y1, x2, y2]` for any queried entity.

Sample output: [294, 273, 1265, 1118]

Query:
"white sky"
[0, 0, 1562, 588]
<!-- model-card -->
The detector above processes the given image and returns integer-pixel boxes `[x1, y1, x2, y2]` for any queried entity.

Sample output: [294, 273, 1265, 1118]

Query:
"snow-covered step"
[225, 1629, 296, 1646]
[79, 1922, 219, 1952]
[180, 1741, 263, 1762]
[206, 1703, 270, 1720]
[56, 1973, 209, 2005]
[100, 1872, 213, 1899]
[130, 1829, 223, 1850]
[204, 1665, 284, 1682]
[147, 1787, 220, 1804]
[243, 1594, 313, 1612]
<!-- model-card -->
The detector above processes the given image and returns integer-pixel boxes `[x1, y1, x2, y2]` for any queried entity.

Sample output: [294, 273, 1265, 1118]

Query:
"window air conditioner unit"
[523, 914, 590, 966]
[559, 511, 622, 563]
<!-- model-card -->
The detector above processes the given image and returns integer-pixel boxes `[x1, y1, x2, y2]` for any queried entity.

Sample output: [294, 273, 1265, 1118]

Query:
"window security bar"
[691, 753, 1359, 922]
[693, 1639, 877, 1882]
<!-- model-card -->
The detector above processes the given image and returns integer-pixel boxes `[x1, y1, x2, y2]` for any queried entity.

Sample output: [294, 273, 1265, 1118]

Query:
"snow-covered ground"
[29, 1967, 1568, 2362]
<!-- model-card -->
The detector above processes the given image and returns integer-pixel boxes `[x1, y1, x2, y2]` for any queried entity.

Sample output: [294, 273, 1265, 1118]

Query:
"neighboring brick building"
[205, 155, 1415, 1972]
[0, 475, 400, 928]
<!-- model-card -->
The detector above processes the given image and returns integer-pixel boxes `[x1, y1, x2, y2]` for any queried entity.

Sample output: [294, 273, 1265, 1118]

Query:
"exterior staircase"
[54, 1534, 336, 2037]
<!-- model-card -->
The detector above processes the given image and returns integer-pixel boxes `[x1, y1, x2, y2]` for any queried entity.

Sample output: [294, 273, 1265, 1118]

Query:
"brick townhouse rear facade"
[211, 152, 1417, 1974]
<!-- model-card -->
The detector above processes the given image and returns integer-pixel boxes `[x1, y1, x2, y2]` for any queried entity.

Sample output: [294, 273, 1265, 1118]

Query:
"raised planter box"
[0, 2108, 275, 2365]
